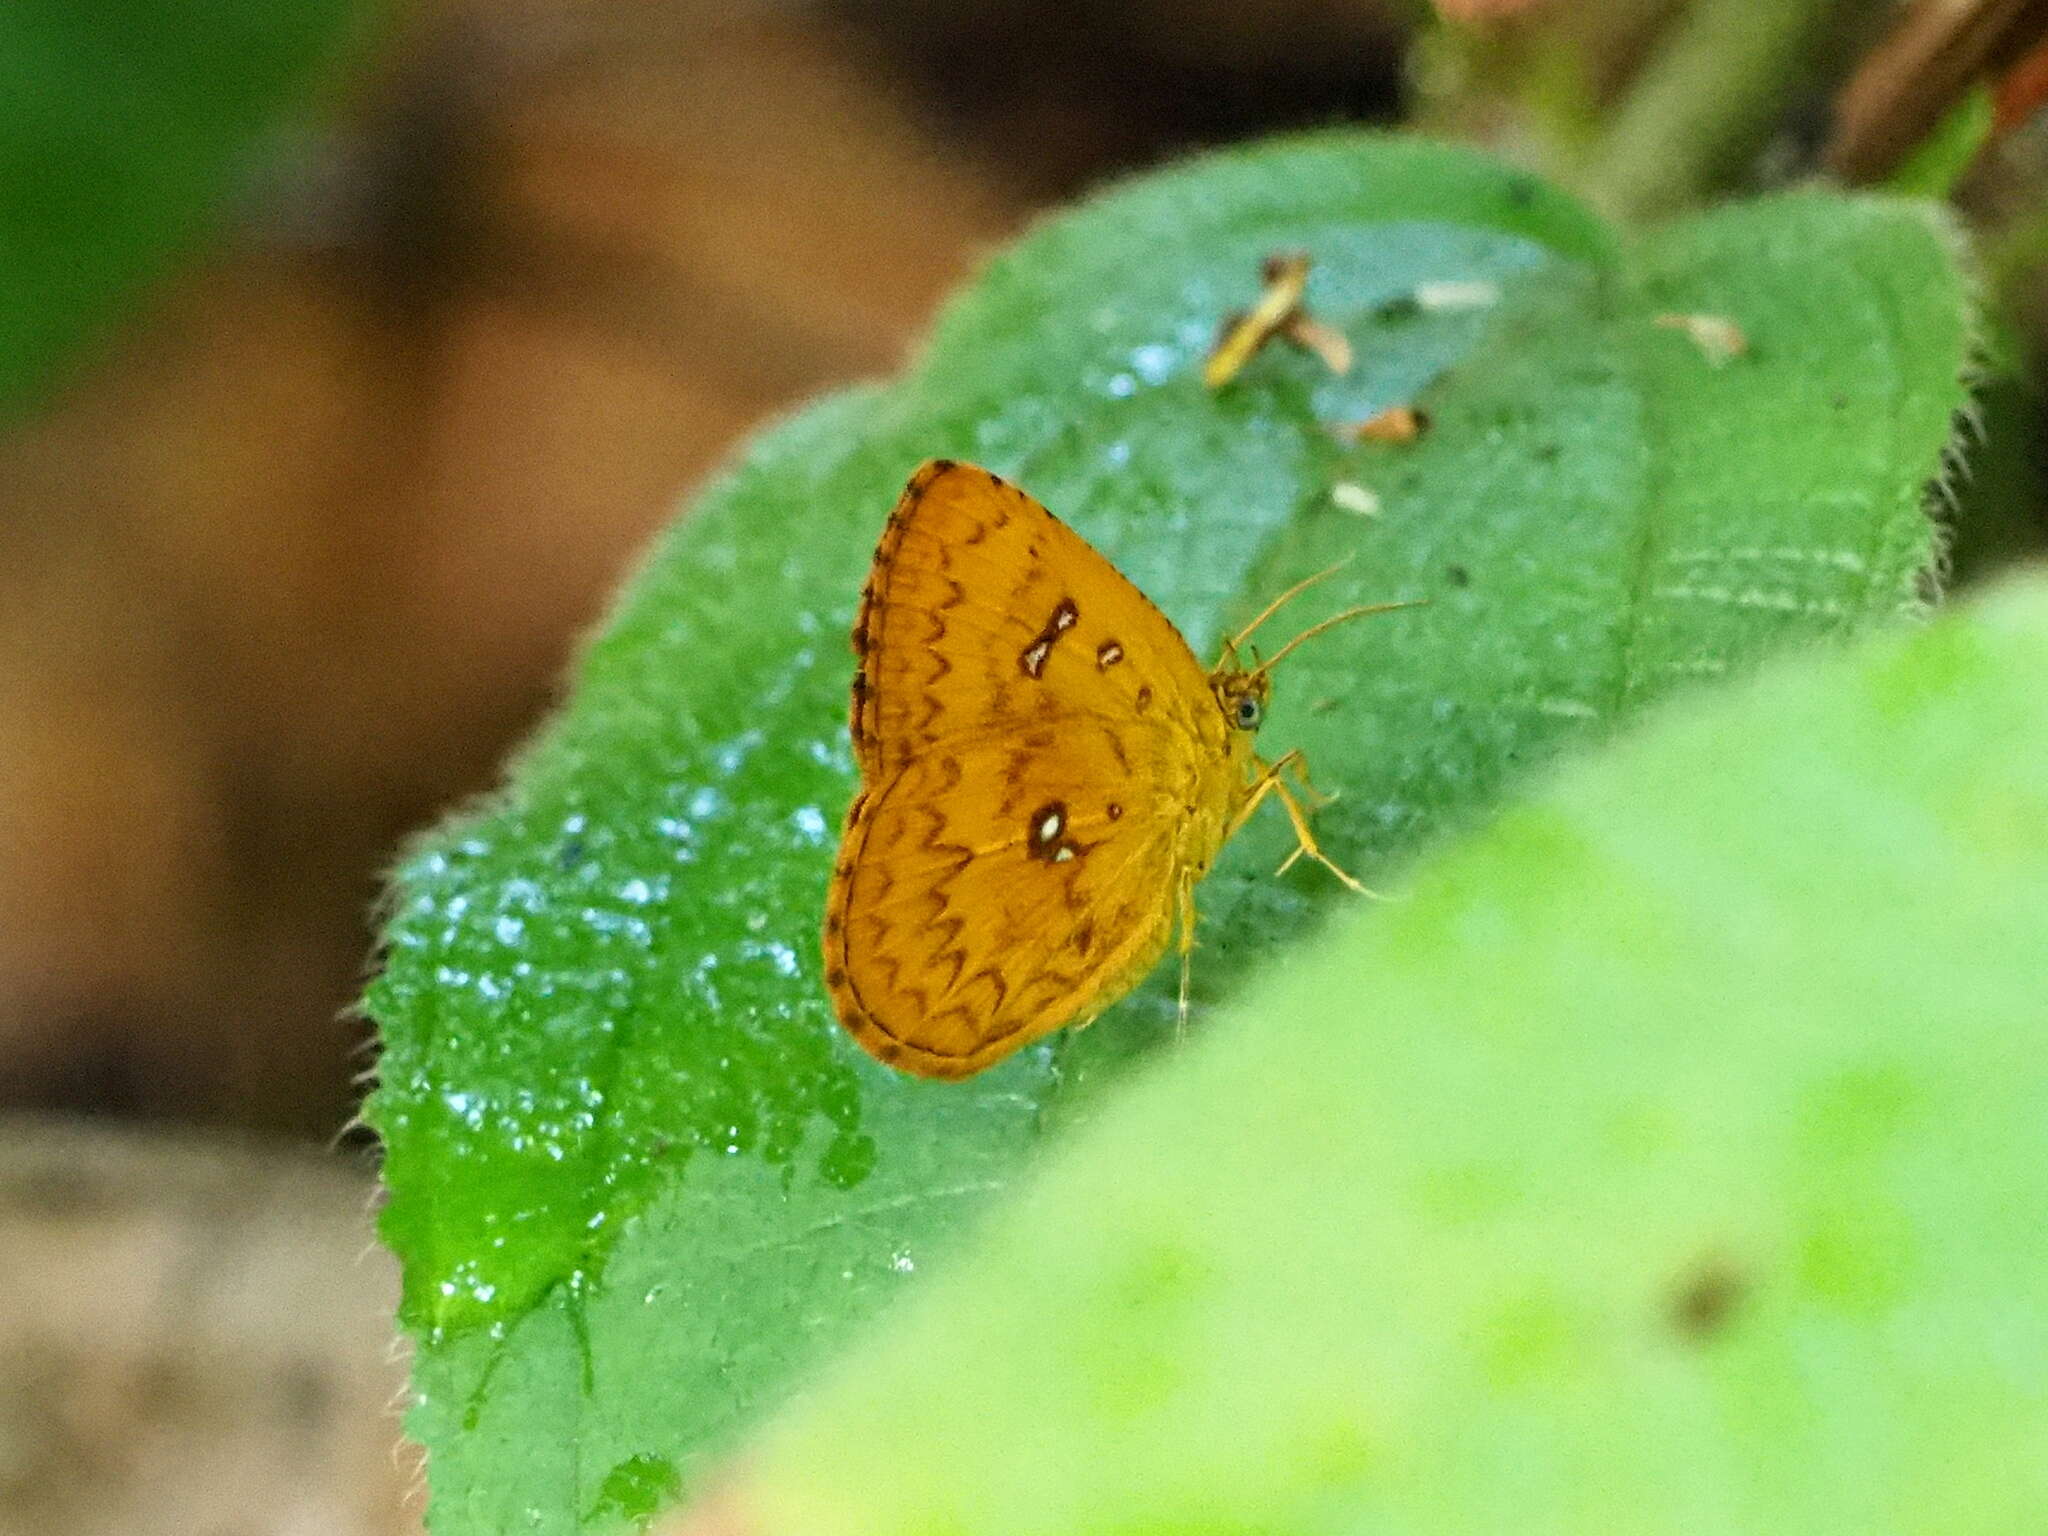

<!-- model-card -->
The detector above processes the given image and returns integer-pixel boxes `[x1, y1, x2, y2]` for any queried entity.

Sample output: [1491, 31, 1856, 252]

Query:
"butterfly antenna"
[1249, 598, 1429, 680]
[1227, 558, 1354, 652]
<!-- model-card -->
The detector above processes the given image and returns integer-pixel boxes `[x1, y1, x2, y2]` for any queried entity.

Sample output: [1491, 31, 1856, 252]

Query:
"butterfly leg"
[1175, 870, 1198, 1044]
[1284, 752, 1341, 811]
[1270, 754, 1324, 875]
[1224, 752, 1291, 842]
[1239, 750, 1383, 898]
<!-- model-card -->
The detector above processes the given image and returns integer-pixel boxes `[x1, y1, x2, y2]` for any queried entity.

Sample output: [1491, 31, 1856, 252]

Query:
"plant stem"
[1580, 0, 1880, 219]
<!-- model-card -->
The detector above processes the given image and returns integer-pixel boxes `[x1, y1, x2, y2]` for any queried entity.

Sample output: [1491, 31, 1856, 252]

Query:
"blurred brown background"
[3, 1, 2044, 1531]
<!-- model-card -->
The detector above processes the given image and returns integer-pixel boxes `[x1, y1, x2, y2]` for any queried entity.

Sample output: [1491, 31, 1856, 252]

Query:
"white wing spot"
[1021, 598, 1080, 678]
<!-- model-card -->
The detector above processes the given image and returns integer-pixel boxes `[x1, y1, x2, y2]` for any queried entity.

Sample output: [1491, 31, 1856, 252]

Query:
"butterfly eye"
[1234, 694, 1263, 730]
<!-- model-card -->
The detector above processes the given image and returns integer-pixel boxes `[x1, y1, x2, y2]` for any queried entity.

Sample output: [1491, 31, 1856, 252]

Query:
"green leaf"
[0, 0, 371, 419]
[734, 573, 2048, 1536]
[364, 134, 1973, 1530]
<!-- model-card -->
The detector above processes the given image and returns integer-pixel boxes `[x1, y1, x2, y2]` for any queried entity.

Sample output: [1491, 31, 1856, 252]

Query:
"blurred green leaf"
[733, 573, 2048, 1536]
[364, 135, 1972, 1531]
[0, 0, 369, 418]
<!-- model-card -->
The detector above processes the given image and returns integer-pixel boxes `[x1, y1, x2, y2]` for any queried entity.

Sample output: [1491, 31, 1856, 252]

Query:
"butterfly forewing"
[825, 719, 1181, 1078]
[849, 460, 1215, 781]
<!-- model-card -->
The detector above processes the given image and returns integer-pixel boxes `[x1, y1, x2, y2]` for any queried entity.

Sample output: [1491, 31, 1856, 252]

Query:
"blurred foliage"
[1413, 0, 1898, 220]
[0, 0, 371, 420]
[363, 134, 1972, 1530]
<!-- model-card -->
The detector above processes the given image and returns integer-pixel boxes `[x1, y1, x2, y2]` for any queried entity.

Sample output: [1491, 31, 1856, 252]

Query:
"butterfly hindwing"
[824, 717, 1180, 1078]
[850, 460, 1218, 782]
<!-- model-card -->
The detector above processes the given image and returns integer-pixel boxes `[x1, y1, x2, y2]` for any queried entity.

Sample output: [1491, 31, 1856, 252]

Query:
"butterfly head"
[1212, 665, 1272, 736]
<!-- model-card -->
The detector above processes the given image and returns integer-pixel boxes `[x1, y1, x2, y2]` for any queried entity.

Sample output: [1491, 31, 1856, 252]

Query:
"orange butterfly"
[822, 460, 1413, 1078]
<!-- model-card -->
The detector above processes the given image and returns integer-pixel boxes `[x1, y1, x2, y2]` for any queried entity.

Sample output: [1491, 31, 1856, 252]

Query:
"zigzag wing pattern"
[823, 719, 1181, 1078]
[849, 460, 1214, 782]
